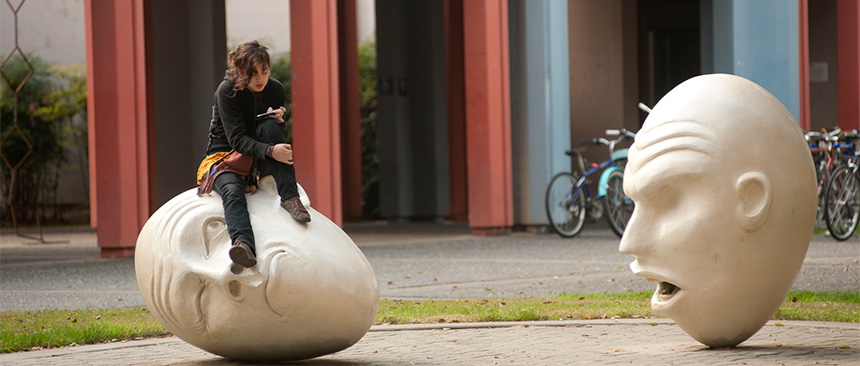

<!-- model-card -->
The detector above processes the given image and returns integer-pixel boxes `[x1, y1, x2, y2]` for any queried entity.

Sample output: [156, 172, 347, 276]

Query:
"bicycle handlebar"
[606, 129, 637, 139]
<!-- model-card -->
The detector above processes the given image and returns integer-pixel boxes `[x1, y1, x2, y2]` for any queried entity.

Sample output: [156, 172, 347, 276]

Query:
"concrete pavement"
[1, 223, 858, 365]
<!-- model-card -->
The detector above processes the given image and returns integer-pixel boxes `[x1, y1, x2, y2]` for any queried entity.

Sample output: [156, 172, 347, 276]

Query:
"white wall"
[0, 0, 86, 66]
[225, 0, 376, 55]
[225, 0, 292, 54]
[1, 0, 376, 66]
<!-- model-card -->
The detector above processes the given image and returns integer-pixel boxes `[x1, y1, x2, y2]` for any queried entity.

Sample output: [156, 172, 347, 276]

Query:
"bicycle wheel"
[814, 168, 829, 230]
[545, 172, 587, 237]
[824, 165, 860, 241]
[602, 169, 633, 238]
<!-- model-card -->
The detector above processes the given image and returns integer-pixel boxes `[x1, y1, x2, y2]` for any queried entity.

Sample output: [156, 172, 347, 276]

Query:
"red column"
[798, 0, 810, 130]
[85, 0, 153, 257]
[291, 0, 343, 225]
[838, 0, 860, 130]
[462, 0, 513, 235]
[445, 0, 469, 222]
[338, 0, 362, 222]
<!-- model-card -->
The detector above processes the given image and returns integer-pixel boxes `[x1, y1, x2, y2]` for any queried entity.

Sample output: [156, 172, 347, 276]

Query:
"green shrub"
[0, 55, 88, 226]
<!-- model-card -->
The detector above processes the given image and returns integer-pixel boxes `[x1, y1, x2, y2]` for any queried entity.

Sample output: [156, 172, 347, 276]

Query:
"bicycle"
[545, 128, 636, 238]
[823, 129, 860, 241]
[805, 128, 846, 230]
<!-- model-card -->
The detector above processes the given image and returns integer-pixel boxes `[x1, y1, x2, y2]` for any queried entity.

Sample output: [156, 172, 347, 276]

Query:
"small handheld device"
[256, 110, 277, 118]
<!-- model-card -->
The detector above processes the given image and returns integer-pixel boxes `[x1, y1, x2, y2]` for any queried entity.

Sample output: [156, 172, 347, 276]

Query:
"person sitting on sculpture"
[197, 40, 311, 269]
[619, 74, 816, 348]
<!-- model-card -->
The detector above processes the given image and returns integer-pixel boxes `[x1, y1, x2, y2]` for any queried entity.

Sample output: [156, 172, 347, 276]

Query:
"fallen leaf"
[774, 323, 784, 326]
[839, 345, 851, 349]
[650, 322, 657, 326]
[387, 281, 393, 285]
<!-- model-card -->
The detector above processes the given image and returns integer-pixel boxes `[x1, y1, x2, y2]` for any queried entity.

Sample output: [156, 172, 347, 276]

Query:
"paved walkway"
[3, 320, 858, 365]
[1, 223, 859, 365]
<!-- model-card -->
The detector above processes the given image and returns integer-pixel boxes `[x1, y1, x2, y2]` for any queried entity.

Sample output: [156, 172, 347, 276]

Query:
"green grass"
[774, 291, 860, 322]
[2, 290, 857, 353]
[377, 291, 655, 325]
[0, 307, 167, 353]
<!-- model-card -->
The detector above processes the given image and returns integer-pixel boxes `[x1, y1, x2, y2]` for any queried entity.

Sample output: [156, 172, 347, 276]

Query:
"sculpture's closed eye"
[203, 217, 228, 259]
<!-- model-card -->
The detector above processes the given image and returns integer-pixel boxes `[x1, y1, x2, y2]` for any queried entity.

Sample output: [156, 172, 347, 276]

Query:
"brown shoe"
[281, 196, 311, 223]
[229, 241, 257, 268]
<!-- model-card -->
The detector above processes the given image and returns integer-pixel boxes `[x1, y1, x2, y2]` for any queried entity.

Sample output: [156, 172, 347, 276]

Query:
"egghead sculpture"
[619, 74, 817, 348]
[135, 177, 380, 361]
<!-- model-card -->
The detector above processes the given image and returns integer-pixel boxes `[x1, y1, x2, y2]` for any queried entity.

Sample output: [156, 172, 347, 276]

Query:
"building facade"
[77, 0, 859, 257]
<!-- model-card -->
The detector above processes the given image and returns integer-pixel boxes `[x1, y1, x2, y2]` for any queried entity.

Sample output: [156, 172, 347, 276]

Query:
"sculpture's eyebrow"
[632, 119, 718, 167]
[626, 119, 718, 199]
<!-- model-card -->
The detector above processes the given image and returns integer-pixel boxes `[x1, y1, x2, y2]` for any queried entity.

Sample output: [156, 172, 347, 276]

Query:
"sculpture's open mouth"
[656, 281, 681, 302]
[629, 262, 683, 313]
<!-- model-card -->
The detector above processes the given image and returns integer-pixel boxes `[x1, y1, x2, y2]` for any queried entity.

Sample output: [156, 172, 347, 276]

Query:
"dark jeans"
[212, 120, 299, 253]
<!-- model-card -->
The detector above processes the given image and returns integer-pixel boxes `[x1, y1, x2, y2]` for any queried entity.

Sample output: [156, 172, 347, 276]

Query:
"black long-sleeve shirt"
[205, 75, 286, 160]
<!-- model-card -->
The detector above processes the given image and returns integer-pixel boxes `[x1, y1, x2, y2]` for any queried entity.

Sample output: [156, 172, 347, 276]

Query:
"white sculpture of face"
[619, 74, 817, 348]
[135, 178, 379, 361]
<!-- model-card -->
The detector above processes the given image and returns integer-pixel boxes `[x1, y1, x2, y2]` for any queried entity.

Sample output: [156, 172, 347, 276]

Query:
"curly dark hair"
[227, 40, 271, 95]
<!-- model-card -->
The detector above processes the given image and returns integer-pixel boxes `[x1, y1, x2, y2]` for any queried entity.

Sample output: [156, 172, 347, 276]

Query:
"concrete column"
[707, 0, 801, 122]
[445, 0, 468, 222]
[837, 0, 860, 130]
[290, 0, 343, 225]
[84, 0, 152, 257]
[463, 0, 513, 234]
[510, 0, 570, 228]
[338, 0, 362, 222]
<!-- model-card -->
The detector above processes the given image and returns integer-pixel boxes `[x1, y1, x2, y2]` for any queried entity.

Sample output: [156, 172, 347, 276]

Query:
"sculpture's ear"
[735, 172, 772, 233]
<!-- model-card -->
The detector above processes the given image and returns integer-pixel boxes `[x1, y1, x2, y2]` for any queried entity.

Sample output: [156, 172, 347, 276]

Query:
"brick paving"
[3, 320, 858, 365]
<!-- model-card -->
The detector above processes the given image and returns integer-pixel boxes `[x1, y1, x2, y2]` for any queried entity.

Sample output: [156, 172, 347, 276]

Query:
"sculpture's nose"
[264, 251, 300, 317]
[618, 211, 644, 257]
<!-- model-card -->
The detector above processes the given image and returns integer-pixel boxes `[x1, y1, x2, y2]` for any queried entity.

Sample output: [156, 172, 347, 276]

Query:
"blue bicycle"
[545, 128, 636, 238]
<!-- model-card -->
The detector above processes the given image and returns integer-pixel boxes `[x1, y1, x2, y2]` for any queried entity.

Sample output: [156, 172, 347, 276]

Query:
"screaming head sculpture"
[620, 74, 817, 348]
[135, 177, 380, 361]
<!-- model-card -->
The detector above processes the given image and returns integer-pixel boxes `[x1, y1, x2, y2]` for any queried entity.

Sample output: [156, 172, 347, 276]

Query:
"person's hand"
[271, 143, 293, 165]
[266, 106, 287, 123]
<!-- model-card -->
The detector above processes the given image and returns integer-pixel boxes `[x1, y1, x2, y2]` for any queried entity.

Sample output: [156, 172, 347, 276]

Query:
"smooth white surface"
[620, 74, 817, 348]
[135, 178, 379, 361]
